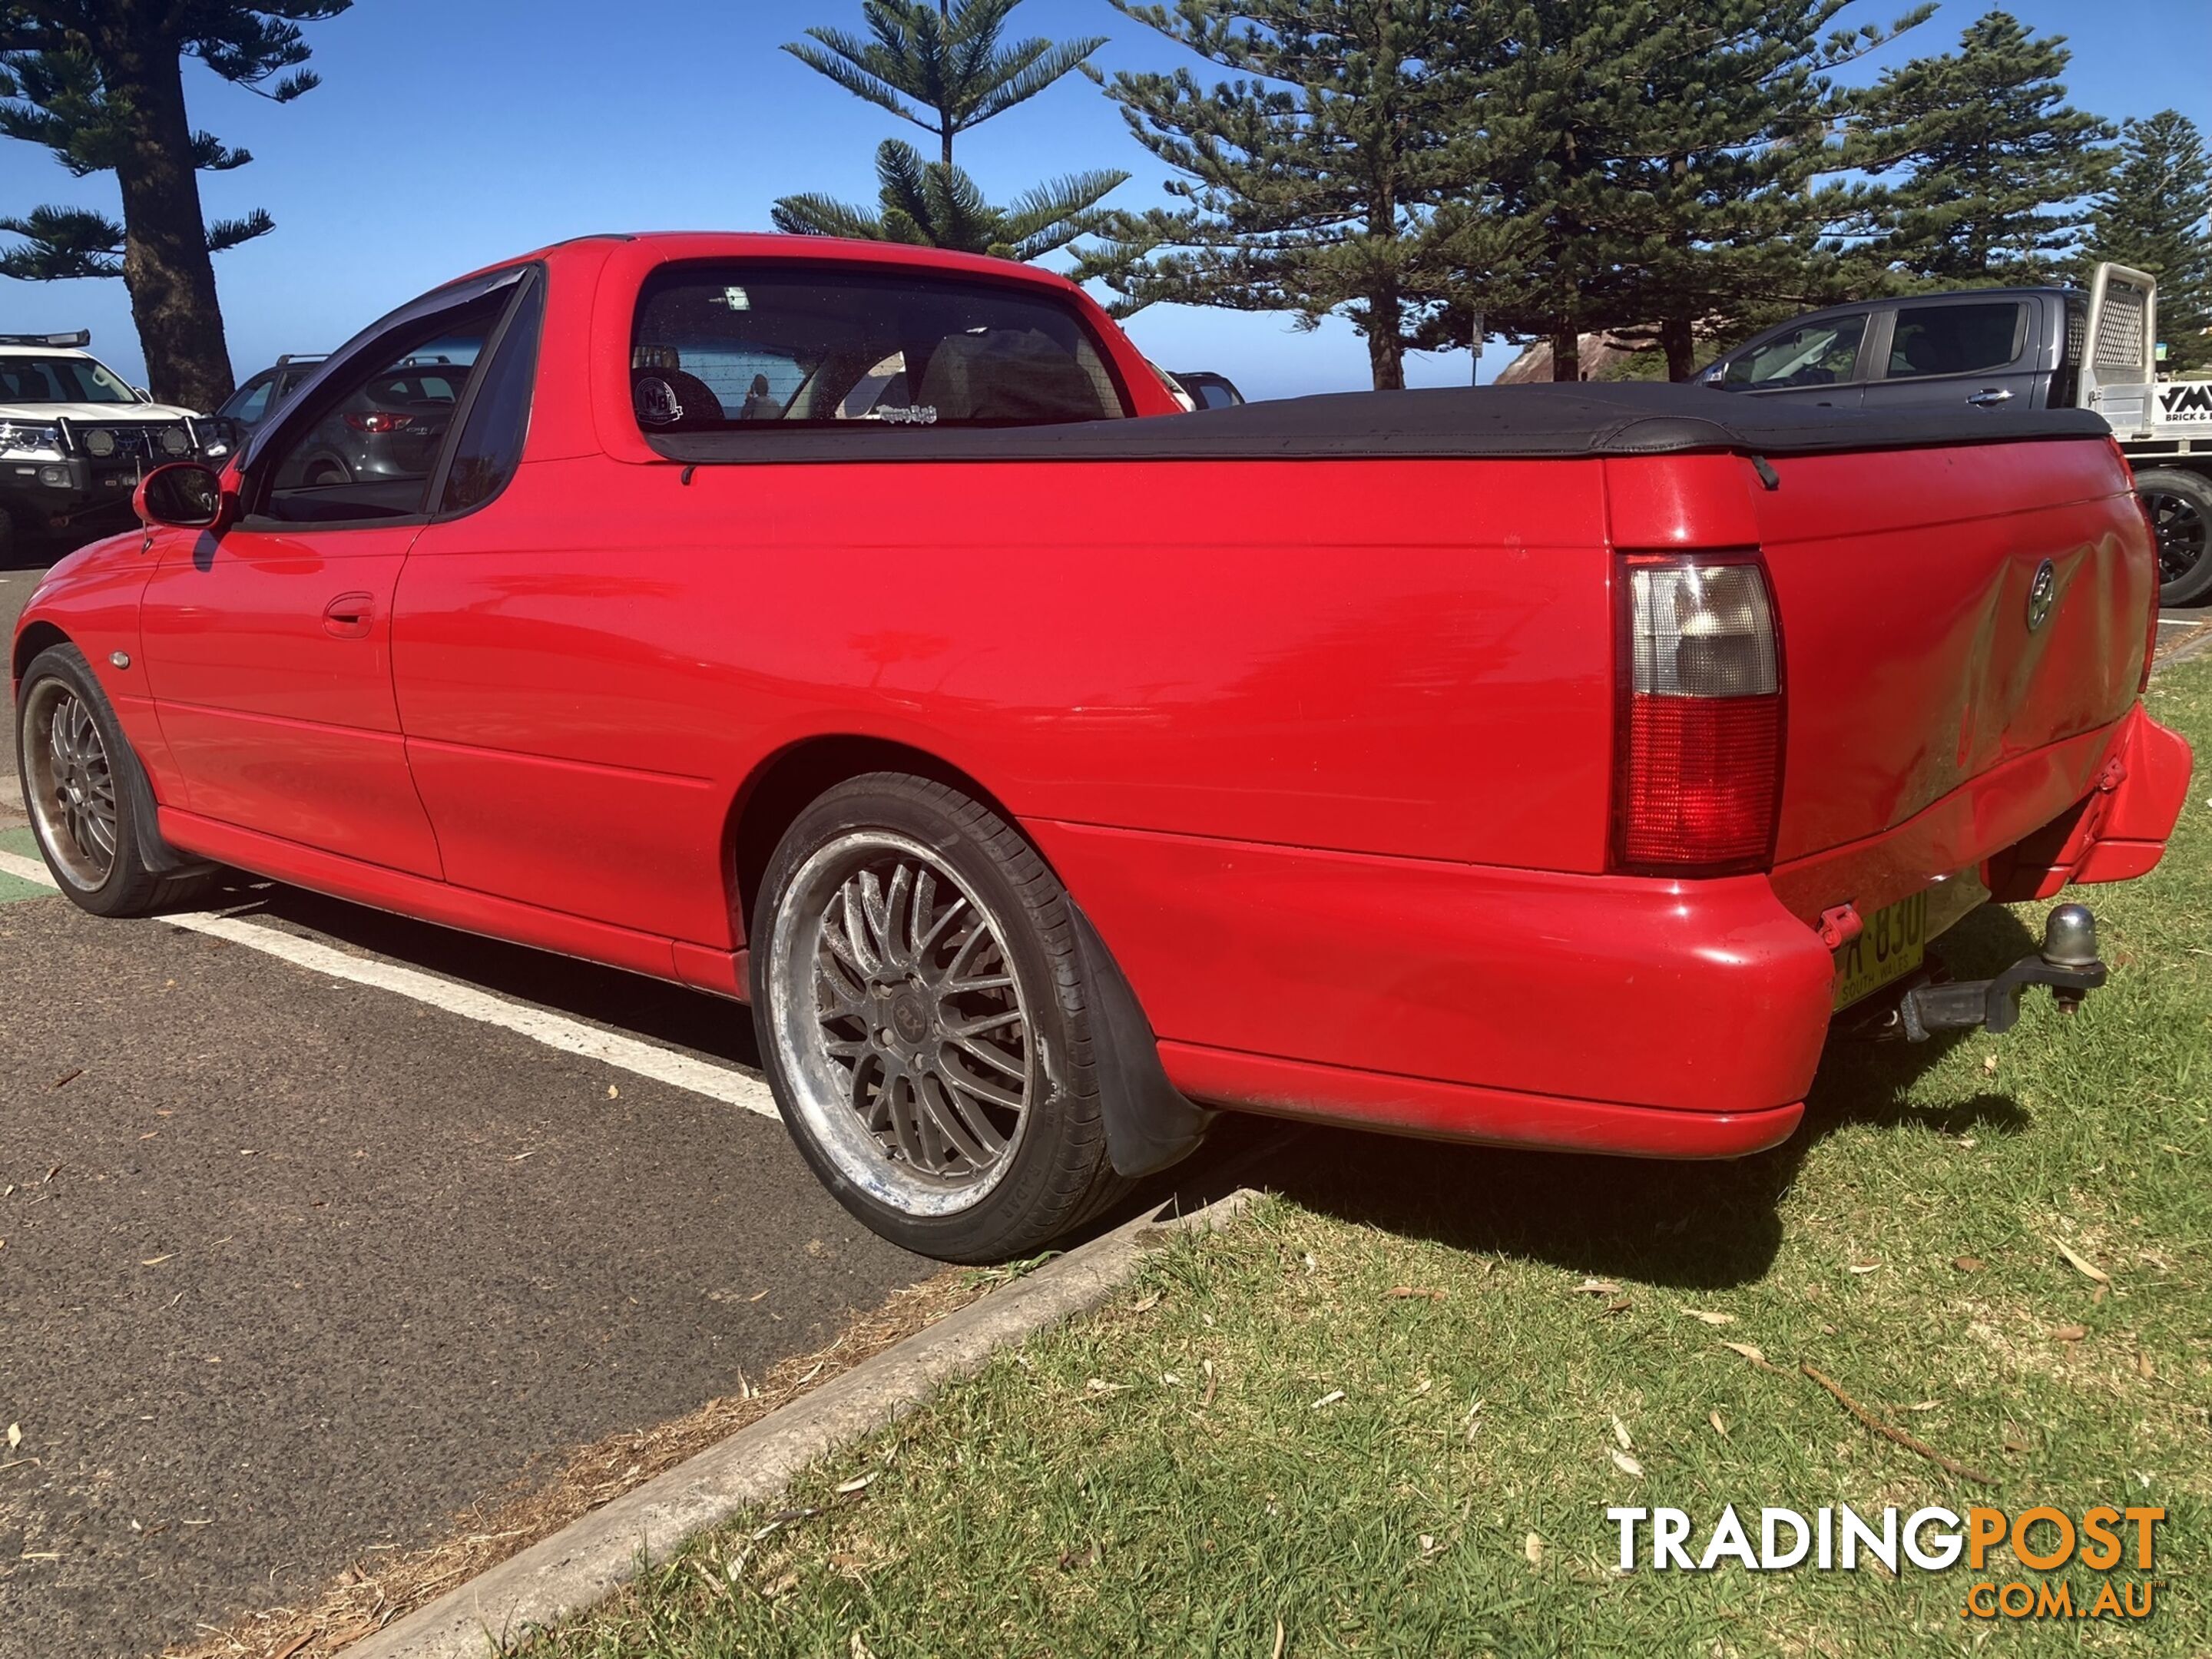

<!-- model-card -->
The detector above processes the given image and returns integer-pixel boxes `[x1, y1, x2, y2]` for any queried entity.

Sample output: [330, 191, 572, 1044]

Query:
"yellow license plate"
[1833, 890, 1929, 1009]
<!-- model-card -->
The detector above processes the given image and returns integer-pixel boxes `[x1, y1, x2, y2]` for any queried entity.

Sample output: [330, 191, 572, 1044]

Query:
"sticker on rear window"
[634, 376, 684, 426]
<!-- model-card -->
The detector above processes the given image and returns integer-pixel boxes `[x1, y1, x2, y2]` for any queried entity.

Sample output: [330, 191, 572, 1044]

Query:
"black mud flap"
[1068, 904, 1214, 1178]
[114, 730, 214, 876]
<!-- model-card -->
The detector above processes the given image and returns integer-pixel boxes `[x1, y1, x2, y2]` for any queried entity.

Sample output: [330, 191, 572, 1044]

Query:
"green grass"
[528, 659, 2212, 1657]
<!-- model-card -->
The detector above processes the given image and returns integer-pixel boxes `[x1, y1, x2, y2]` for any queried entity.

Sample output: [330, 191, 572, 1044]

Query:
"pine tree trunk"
[1363, 327, 1398, 391]
[100, 22, 234, 409]
[1551, 326, 1581, 382]
[1365, 277, 1406, 391]
[1661, 313, 1698, 382]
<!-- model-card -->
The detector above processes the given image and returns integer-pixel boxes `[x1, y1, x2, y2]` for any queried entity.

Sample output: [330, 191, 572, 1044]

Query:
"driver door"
[136, 271, 528, 876]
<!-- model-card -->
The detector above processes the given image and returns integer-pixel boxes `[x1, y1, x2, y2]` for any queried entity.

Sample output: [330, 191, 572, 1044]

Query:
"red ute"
[12, 234, 2193, 1260]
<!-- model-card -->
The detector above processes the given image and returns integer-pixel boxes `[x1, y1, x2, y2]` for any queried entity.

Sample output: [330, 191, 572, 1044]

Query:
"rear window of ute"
[629, 267, 1129, 438]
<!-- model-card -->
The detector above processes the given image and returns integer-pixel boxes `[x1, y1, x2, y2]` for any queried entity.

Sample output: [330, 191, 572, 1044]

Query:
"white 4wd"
[0, 331, 230, 558]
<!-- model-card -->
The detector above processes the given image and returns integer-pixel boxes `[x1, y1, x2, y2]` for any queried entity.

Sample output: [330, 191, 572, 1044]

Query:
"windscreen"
[630, 266, 1128, 437]
[0, 355, 139, 404]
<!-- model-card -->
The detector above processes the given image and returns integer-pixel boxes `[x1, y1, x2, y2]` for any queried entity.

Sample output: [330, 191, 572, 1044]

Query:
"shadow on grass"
[1246, 902, 2043, 1292]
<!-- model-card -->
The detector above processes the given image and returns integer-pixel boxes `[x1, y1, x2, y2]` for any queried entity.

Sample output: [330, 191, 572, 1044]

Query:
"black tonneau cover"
[650, 381, 2110, 465]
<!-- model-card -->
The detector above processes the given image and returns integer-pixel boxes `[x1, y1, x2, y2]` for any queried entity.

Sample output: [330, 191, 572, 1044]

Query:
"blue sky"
[4, 0, 2208, 400]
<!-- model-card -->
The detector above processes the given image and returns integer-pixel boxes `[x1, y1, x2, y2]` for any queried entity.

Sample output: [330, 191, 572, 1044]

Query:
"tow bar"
[1898, 904, 2106, 1042]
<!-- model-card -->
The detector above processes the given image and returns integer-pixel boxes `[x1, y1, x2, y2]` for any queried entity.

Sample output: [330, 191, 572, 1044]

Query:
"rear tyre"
[15, 644, 216, 917]
[2137, 469, 2212, 607]
[750, 773, 1128, 1263]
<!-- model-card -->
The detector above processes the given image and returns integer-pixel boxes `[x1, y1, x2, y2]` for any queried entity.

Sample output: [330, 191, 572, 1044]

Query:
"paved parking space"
[0, 597, 945, 1658]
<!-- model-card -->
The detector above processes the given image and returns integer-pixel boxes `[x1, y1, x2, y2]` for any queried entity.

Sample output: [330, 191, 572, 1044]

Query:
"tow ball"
[1897, 904, 2106, 1042]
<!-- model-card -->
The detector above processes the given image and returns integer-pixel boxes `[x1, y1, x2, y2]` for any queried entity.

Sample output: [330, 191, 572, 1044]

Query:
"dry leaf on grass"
[1611, 1415, 1632, 1449]
[1611, 1449, 1644, 1478]
[1954, 1257, 1986, 1272]
[1576, 1279, 1622, 1296]
[1524, 1532, 1545, 1566]
[2051, 1324, 2088, 1343]
[1682, 1307, 1736, 1325]
[2054, 1240, 2111, 1284]
[1720, 1340, 1788, 1376]
[1708, 1411, 1727, 1437]
[834, 1472, 877, 1495]
[5, 1425, 17, 1451]
[1387, 1286, 1445, 1301]
[1310, 1389, 1346, 1409]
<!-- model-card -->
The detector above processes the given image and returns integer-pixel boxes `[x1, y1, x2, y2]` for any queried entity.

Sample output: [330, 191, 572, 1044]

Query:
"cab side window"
[252, 296, 505, 524]
[1886, 303, 2025, 380]
[439, 278, 544, 515]
[1723, 316, 1866, 389]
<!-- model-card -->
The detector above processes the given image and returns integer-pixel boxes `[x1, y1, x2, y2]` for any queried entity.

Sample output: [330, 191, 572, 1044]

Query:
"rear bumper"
[1771, 703, 2192, 918]
[1027, 820, 1840, 1149]
[1159, 1042, 1805, 1159]
[1985, 706, 2192, 898]
[1031, 704, 2189, 1163]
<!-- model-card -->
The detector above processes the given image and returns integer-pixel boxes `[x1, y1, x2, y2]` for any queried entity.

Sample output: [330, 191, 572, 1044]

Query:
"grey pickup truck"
[1701, 266, 2212, 605]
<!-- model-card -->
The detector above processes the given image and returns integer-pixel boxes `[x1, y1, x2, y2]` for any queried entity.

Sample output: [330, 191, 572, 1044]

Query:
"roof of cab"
[455, 231, 1089, 297]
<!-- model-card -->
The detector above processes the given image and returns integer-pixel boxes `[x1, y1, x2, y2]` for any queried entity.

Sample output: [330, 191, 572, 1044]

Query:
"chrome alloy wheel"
[22, 679, 118, 891]
[767, 831, 1036, 1215]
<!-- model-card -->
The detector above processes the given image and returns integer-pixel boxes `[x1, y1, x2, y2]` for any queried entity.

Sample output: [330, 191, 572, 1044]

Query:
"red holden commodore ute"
[12, 234, 2193, 1260]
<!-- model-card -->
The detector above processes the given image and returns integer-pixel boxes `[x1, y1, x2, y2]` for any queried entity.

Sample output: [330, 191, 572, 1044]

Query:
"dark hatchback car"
[227, 352, 475, 490]
[216, 353, 327, 433]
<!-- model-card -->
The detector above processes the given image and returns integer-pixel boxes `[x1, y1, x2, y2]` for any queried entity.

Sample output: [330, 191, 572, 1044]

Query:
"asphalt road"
[1, 551, 939, 1656]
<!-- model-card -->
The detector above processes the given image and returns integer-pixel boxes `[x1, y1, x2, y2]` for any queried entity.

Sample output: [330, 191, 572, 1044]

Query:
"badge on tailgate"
[1833, 890, 1929, 1009]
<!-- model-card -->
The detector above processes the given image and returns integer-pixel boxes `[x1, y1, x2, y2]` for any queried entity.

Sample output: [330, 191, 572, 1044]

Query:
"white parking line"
[0, 847, 778, 1118]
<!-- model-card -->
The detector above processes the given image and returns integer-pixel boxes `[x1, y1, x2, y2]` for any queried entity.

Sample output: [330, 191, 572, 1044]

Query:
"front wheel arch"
[12, 619, 68, 694]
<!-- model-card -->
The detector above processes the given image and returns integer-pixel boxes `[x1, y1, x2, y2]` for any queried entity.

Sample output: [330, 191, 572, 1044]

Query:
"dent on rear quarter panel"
[1750, 440, 2147, 863]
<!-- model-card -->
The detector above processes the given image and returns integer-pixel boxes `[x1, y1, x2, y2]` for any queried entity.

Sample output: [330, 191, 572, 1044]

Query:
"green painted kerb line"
[0, 826, 54, 904]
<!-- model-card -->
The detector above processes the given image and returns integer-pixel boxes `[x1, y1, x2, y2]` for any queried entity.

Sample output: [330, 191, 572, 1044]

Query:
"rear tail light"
[1612, 555, 1784, 874]
[345, 410, 420, 434]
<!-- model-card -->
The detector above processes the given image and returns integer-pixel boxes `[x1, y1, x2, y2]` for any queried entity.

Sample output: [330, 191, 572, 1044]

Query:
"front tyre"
[750, 773, 1126, 1262]
[15, 643, 214, 917]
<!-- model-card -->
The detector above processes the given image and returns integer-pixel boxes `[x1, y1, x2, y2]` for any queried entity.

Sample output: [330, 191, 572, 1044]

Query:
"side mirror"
[135, 462, 230, 531]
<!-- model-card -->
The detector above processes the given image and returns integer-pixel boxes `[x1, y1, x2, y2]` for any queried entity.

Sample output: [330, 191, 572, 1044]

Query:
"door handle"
[323, 591, 375, 639]
[1965, 388, 2015, 407]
